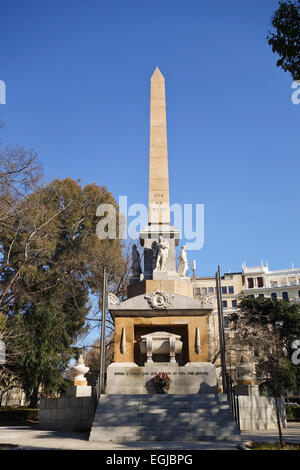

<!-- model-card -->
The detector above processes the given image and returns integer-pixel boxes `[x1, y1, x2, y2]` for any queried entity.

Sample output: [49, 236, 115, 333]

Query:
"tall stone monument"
[90, 69, 241, 443]
[148, 67, 170, 227]
[105, 68, 216, 394]
[140, 67, 180, 281]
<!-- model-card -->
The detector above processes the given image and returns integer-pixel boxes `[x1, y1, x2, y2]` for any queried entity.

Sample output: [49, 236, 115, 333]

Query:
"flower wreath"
[154, 372, 171, 390]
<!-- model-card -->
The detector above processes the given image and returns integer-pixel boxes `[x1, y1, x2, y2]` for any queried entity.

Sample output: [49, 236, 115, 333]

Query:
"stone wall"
[39, 396, 93, 432]
[238, 396, 287, 431]
[106, 362, 217, 394]
[0, 387, 27, 407]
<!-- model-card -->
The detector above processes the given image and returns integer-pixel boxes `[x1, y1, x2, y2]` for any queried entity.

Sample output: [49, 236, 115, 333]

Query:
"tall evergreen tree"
[1, 176, 125, 407]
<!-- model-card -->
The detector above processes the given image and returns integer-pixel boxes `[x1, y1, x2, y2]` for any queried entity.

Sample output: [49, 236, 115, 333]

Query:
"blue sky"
[1, 0, 299, 278]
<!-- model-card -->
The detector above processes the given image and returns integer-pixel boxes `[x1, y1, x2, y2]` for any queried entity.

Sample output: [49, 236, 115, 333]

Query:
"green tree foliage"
[230, 296, 300, 447]
[1, 159, 125, 406]
[230, 296, 300, 395]
[268, 0, 300, 80]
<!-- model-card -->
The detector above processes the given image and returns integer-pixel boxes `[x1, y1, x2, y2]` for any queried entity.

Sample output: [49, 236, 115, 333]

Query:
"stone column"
[148, 67, 170, 226]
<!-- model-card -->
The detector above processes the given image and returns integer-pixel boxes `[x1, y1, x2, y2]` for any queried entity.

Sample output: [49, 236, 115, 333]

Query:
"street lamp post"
[99, 267, 107, 395]
[215, 265, 228, 394]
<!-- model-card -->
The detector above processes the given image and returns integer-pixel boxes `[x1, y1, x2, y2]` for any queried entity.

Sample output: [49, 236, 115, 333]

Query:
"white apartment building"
[242, 262, 300, 302]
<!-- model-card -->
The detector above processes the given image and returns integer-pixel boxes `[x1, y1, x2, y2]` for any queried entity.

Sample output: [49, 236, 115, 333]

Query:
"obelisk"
[148, 67, 170, 226]
[139, 67, 179, 280]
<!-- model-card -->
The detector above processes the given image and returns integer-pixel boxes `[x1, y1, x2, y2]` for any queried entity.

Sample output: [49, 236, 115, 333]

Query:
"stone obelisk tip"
[151, 67, 165, 82]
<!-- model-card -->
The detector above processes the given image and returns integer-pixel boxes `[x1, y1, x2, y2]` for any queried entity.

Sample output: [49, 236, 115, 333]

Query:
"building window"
[248, 295, 255, 299]
[208, 287, 214, 294]
[257, 277, 264, 288]
[232, 300, 237, 308]
[298, 290, 300, 298]
[282, 291, 289, 301]
[194, 288, 201, 296]
[247, 278, 254, 289]
[258, 294, 264, 298]
[271, 293, 277, 300]
[202, 287, 207, 295]
[222, 286, 227, 294]
[222, 300, 227, 308]
[228, 286, 234, 294]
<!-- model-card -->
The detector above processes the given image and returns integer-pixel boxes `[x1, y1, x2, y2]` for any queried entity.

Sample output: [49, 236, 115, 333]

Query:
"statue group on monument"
[152, 235, 169, 272]
[131, 237, 190, 277]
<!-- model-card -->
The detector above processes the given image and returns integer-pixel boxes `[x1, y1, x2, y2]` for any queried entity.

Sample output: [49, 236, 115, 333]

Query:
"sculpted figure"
[178, 246, 188, 277]
[152, 235, 169, 272]
[131, 244, 142, 277]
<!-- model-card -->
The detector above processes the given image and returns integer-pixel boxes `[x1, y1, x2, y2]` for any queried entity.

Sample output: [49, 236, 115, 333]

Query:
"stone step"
[90, 431, 240, 443]
[92, 409, 236, 419]
[89, 394, 240, 443]
[94, 409, 238, 418]
[101, 393, 227, 401]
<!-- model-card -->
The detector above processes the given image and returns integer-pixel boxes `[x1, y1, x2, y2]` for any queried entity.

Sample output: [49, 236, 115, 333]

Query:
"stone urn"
[139, 331, 183, 363]
[235, 361, 254, 386]
[70, 354, 90, 386]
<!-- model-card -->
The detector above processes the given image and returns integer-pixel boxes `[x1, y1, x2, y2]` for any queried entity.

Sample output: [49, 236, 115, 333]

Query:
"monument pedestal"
[39, 356, 92, 432]
[106, 362, 217, 395]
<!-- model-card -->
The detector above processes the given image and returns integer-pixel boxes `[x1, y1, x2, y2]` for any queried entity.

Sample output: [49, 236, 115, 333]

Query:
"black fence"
[225, 373, 240, 432]
[91, 375, 101, 418]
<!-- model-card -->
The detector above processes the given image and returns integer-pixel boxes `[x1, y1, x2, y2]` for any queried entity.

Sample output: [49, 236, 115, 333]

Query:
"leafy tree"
[229, 296, 300, 447]
[268, 0, 300, 80]
[0, 145, 42, 403]
[1, 174, 125, 407]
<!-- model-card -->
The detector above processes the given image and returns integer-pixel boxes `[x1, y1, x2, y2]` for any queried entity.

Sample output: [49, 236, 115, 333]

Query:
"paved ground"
[0, 423, 299, 450]
[241, 422, 300, 444]
[0, 426, 239, 450]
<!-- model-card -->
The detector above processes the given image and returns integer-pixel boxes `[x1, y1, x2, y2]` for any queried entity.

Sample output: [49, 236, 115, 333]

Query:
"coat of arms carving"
[144, 290, 175, 309]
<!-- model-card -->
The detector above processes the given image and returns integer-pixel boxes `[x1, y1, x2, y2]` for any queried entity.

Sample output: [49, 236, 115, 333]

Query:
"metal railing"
[91, 374, 101, 418]
[225, 373, 240, 432]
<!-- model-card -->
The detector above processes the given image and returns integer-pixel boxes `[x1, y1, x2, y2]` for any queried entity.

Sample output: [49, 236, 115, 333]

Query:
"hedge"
[286, 405, 300, 422]
[0, 407, 39, 423]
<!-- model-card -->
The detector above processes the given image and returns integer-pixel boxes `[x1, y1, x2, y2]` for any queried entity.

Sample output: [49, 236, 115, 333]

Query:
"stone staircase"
[89, 394, 241, 442]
